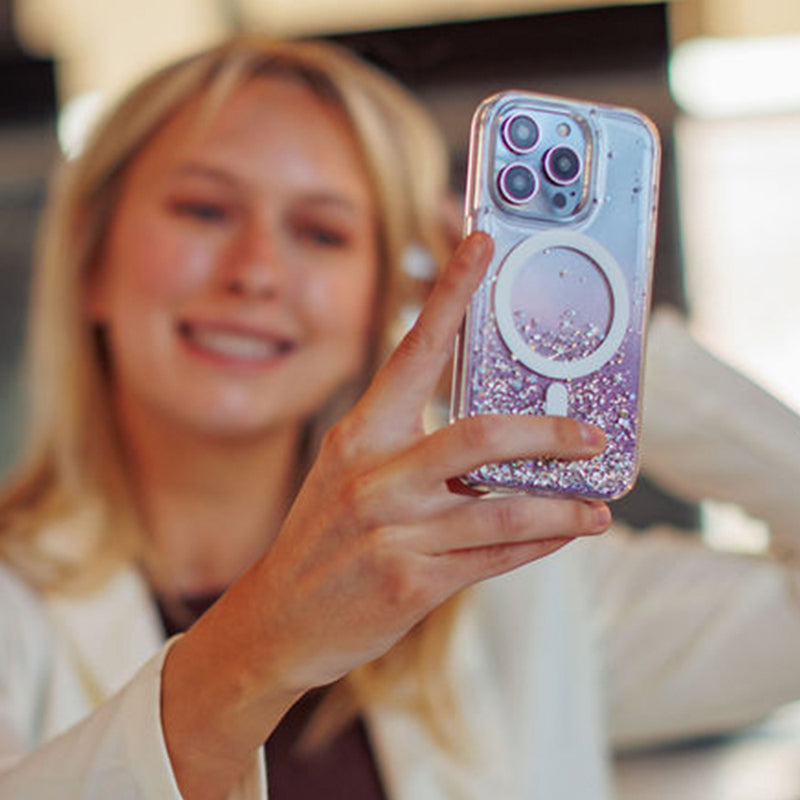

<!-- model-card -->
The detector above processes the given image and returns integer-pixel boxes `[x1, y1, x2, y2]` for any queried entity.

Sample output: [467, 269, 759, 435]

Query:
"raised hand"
[250, 232, 609, 688]
[162, 233, 610, 798]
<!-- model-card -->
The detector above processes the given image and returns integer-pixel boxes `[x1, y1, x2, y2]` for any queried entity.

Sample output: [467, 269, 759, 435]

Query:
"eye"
[305, 227, 347, 247]
[296, 223, 350, 248]
[169, 199, 232, 223]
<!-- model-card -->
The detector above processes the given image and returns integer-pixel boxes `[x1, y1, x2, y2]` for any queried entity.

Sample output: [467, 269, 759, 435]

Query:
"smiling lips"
[178, 321, 295, 364]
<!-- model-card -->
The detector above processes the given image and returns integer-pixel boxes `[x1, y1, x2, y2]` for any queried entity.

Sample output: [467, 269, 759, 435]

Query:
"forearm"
[641, 307, 800, 544]
[584, 527, 800, 751]
[161, 575, 302, 800]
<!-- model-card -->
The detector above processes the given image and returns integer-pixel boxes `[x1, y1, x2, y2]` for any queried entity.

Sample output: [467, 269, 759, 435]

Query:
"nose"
[223, 218, 286, 300]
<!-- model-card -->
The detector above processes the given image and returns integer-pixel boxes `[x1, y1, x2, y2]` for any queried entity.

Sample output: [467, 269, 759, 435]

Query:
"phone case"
[451, 90, 660, 500]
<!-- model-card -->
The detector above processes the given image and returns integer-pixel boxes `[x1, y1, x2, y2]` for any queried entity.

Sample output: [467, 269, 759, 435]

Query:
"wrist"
[160, 579, 303, 799]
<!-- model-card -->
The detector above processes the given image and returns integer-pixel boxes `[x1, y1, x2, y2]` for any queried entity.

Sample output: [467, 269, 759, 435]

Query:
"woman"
[3, 35, 800, 800]
[0, 36, 610, 800]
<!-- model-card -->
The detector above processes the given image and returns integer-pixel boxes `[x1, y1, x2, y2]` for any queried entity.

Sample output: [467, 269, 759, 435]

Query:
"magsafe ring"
[493, 230, 630, 381]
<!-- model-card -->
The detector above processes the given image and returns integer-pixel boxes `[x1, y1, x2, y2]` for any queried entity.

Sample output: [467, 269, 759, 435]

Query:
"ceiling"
[5, 0, 800, 119]
[12, 0, 662, 107]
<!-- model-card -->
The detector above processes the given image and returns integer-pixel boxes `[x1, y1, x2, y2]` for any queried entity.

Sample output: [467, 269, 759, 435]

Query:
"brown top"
[156, 591, 387, 800]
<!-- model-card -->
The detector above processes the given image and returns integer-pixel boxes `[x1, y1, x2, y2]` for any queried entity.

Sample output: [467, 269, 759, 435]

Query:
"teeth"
[187, 328, 286, 361]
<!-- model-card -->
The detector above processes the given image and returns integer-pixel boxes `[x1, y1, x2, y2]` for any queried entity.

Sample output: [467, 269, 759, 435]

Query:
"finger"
[326, 415, 606, 530]
[439, 537, 574, 591]
[393, 414, 606, 493]
[361, 232, 493, 420]
[405, 495, 610, 555]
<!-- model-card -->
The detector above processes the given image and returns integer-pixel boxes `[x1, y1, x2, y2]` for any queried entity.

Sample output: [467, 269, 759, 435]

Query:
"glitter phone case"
[451, 90, 660, 499]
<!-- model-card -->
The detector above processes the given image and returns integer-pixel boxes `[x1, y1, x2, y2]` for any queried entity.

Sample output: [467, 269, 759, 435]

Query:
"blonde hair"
[0, 36, 463, 749]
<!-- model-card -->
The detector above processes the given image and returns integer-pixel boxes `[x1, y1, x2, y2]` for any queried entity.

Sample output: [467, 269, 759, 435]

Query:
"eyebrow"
[170, 162, 238, 187]
[169, 162, 365, 216]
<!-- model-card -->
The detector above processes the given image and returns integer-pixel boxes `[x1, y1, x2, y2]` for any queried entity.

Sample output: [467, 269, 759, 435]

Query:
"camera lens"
[501, 114, 539, 153]
[543, 146, 582, 185]
[497, 163, 538, 204]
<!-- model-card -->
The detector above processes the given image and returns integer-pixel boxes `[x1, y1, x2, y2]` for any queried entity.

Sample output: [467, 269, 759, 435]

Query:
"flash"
[557, 122, 571, 137]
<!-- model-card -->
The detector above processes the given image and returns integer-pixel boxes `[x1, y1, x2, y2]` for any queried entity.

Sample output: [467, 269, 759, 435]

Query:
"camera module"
[543, 146, 582, 185]
[497, 163, 538, 204]
[501, 113, 540, 153]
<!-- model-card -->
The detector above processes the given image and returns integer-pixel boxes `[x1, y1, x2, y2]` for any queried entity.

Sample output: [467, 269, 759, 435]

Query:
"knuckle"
[461, 416, 499, 453]
[320, 415, 366, 466]
[394, 319, 437, 363]
[488, 500, 526, 538]
[447, 237, 483, 282]
[438, 258, 467, 296]
[563, 500, 593, 533]
[478, 543, 519, 574]
[576, 501, 593, 527]
[337, 472, 378, 527]
[321, 419, 352, 463]
[574, 501, 607, 533]
[549, 415, 582, 448]
[376, 550, 430, 609]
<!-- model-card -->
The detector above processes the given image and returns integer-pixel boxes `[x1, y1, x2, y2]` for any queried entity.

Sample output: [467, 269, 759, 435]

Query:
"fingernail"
[468, 231, 493, 259]
[590, 502, 611, 531]
[581, 424, 606, 448]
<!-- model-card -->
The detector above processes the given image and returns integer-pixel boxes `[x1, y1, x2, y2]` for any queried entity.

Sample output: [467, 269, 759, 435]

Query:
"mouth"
[178, 321, 296, 365]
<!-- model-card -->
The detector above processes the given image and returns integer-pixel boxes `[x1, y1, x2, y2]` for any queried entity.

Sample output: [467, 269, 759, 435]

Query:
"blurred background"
[1, 0, 799, 548]
[2, 2, 800, 795]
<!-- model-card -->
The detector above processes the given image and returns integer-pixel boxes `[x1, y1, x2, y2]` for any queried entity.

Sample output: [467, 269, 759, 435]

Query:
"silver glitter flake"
[464, 305, 640, 499]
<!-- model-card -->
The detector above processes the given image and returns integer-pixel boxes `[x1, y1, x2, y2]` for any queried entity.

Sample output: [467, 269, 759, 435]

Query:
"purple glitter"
[516, 310, 606, 362]
[464, 296, 641, 499]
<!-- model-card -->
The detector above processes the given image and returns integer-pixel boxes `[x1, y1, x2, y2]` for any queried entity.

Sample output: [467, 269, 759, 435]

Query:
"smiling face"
[88, 76, 380, 441]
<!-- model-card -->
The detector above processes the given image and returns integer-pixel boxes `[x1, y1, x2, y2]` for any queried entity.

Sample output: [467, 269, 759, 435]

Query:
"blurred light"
[701, 500, 770, 554]
[233, 0, 646, 38]
[670, 35, 800, 118]
[401, 243, 437, 280]
[675, 110, 800, 415]
[57, 91, 106, 159]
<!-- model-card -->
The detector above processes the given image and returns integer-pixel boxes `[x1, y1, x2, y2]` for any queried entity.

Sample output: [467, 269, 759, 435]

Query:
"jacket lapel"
[365, 601, 517, 800]
[44, 567, 165, 704]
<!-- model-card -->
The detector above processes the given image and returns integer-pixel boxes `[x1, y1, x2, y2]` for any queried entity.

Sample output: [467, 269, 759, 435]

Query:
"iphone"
[451, 90, 660, 499]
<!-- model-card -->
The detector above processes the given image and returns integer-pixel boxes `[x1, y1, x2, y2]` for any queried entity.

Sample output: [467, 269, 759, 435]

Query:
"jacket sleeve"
[0, 631, 267, 799]
[640, 306, 800, 547]
[586, 525, 800, 750]
[587, 307, 800, 750]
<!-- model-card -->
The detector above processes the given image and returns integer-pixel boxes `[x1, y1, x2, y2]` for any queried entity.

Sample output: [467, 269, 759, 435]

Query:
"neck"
[116, 400, 303, 596]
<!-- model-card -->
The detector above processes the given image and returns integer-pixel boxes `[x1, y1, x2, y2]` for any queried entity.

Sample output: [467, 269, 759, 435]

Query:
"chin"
[145, 362, 363, 441]
[179, 394, 321, 440]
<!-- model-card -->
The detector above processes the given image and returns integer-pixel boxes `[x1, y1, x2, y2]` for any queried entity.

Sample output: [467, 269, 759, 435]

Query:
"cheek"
[108, 214, 219, 304]
[306, 267, 378, 350]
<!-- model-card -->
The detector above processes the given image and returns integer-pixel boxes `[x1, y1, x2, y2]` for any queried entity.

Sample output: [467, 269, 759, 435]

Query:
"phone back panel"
[451, 91, 660, 499]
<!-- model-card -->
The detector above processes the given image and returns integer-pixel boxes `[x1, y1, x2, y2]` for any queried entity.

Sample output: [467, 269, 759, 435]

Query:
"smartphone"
[450, 90, 660, 500]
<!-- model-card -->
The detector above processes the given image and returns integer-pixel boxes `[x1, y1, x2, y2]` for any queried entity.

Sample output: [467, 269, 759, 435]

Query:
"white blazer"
[3, 308, 800, 800]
